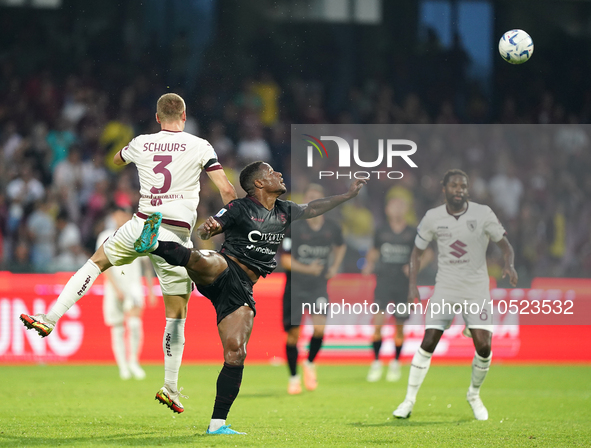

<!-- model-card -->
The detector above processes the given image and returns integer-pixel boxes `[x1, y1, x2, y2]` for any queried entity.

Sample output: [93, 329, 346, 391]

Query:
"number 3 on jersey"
[151, 155, 172, 194]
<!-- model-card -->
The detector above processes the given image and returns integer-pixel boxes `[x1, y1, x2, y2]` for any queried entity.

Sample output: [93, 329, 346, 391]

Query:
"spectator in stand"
[6, 164, 45, 232]
[47, 118, 77, 170]
[489, 162, 524, 221]
[53, 146, 84, 223]
[252, 71, 280, 127]
[27, 199, 56, 272]
[54, 211, 87, 272]
[208, 121, 234, 160]
[236, 124, 272, 165]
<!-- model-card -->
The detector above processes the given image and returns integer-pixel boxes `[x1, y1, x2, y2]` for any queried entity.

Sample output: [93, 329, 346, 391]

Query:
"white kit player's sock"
[46, 260, 102, 323]
[163, 318, 186, 392]
[127, 316, 143, 365]
[468, 351, 492, 395]
[110, 324, 128, 373]
[405, 348, 433, 402]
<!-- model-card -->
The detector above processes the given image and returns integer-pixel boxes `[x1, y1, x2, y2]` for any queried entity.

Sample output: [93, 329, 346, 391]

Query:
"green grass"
[0, 364, 589, 447]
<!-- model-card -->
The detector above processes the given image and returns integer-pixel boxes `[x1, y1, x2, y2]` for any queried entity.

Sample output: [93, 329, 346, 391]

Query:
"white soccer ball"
[498, 29, 534, 64]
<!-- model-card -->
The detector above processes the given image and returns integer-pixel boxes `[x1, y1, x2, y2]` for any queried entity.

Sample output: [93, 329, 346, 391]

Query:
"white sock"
[110, 325, 128, 373]
[127, 316, 143, 365]
[163, 318, 185, 392]
[468, 351, 492, 396]
[405, 348, 432, 403]
[46, 260, 101, 323]
[209, 418, 226, 431]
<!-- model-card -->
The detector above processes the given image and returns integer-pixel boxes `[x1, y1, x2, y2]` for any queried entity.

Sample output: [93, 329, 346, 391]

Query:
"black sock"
[395, 344, 403, 360]
[151, 241, 191, 266]
[372, 340, 382, 360]
[307, 336, 323, 363]
[286, 344, 298, 376]
[211, 363, 244, 420]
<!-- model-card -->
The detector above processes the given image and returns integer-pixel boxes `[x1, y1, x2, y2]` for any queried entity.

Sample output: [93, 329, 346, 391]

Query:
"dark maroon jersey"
[213, 196, 306, 276]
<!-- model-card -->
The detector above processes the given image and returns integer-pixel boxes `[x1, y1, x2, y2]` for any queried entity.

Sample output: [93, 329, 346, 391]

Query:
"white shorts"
[103, 282, 145, 326]
[425, 291, 493, 333]
[103, 215, 193, 296]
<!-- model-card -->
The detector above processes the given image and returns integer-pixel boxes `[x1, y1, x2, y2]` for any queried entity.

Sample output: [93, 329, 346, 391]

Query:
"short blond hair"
[156, 93, 185, 122]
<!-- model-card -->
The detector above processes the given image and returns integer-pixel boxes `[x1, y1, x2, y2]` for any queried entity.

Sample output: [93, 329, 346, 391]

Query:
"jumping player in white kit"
[20, 93, 237, 414]
[393, 169, 518, 421]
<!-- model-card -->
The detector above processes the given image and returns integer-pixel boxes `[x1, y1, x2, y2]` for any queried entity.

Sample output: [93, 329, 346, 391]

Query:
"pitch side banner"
[0, 273, 590, 364]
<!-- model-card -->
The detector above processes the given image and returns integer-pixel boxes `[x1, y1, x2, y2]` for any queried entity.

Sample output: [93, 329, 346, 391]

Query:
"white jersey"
[120, 130, 221, 230]
[97, 229, 143, 299]
[415, 202, 506, 298]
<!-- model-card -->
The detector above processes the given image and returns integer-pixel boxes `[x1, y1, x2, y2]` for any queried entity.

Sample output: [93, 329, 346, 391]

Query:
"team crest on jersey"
[215, 208, 227, 217]
[467, 220, 477, 232]
[279, 213, 287, 224]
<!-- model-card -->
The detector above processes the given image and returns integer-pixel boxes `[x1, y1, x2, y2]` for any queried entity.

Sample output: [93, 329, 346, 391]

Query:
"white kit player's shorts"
[425, 290, 493, 333]
[103, 214, 193, 296]
[103, 282, 144, 327]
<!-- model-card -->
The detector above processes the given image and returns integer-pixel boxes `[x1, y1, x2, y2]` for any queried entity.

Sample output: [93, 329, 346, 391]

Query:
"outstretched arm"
[207, 169, 237, 205]
[300, 179, 366, 219]
[495, 236, 518, 287]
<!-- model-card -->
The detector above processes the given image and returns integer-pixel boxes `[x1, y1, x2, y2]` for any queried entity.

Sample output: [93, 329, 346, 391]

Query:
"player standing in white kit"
[393, 169, 518, 421]
[21, 93, 237, 414]
[97, 207, 157, 381]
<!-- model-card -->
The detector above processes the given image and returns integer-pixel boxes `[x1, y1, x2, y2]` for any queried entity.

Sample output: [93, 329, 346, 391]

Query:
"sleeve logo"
[215, 208, 227, 217]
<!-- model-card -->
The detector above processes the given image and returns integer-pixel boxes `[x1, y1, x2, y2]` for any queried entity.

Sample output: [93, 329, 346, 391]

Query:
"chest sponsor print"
[449, 240, 467, 258]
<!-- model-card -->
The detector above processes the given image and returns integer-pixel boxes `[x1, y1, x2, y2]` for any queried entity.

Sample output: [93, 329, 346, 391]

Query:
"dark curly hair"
[239, 161, 266, 196]
[441, 169, 469, 186]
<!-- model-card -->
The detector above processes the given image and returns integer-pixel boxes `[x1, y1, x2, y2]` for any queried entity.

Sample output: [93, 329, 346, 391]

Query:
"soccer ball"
[498, 29, 534, 64]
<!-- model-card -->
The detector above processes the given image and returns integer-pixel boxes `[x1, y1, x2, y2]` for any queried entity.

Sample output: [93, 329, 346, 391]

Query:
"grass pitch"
[0, 363, 589, 447]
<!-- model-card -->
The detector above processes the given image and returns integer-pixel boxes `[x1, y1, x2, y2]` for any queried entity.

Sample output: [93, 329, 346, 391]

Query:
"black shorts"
[283, 284, 328, 331]
[197, 254, 256, 324]
[374, 281, 409, 322]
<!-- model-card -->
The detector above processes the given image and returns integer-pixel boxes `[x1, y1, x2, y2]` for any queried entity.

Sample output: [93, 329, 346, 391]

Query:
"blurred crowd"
[0, 54, 590, 283]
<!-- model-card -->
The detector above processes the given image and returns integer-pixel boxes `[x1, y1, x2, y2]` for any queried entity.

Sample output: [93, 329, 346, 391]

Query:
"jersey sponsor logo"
[215, 208, 227, 217]
[379, 242, 411, 263]
[436, 230, 452, 242]
[246, 244, 277, 255]
[467, 220, 477, 232]
[248, 230, 284, 243]
[449, 240, 467, 258]
[297, 244, 331, 259]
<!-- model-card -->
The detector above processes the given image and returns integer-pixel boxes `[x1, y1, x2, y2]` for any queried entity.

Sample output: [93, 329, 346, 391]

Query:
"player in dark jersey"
[135, 161, 366, 435]
[362, 196, 433, 383]
[280, 184, 346, 395]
